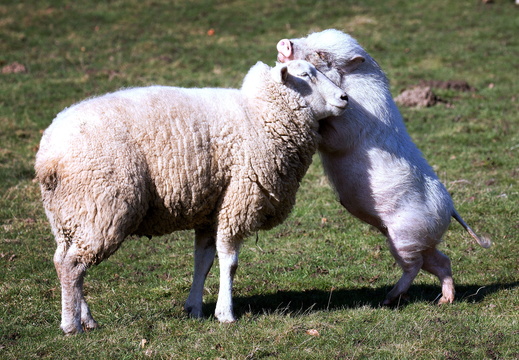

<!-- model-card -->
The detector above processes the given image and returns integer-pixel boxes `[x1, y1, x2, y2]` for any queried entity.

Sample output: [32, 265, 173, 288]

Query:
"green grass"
[1, 0, 518, 358]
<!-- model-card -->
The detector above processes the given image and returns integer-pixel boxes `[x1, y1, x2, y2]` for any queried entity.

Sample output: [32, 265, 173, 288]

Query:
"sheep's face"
[276, 29, 366, 86]
[272, 60, 348, 120]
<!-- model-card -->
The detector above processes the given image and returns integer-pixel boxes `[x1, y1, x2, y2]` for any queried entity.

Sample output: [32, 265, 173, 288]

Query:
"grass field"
[1, 0, 518, 358]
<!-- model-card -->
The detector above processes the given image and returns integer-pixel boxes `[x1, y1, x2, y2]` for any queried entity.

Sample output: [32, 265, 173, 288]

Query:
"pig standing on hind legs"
[276, 29, 491, 305]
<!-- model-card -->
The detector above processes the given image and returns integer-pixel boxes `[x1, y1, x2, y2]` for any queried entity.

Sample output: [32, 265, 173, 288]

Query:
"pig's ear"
[272, 64, 289, 84]
[343, 55, 365, 73]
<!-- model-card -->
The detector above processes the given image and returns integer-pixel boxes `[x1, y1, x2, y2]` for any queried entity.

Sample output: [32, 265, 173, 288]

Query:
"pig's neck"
[318, 69, 410, 154]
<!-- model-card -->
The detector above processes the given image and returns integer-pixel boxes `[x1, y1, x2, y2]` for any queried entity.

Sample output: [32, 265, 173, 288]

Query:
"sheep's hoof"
[215, 311, 236, 323]
[184, 305, 204, 319]
[61, 324, 83, 336]
[217, 317, 236, 324]
[82, 320, 99, 332]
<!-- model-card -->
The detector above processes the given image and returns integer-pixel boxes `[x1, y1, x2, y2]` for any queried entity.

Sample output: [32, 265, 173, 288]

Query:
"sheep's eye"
[299, 72, 309, 77]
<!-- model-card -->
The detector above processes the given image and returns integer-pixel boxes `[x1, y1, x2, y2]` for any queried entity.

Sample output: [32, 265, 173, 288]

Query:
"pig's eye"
[307, 53, 321, 62]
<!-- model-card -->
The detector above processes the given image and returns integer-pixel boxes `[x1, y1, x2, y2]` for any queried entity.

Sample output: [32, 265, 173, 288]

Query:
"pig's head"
[277, 29, 369, 86]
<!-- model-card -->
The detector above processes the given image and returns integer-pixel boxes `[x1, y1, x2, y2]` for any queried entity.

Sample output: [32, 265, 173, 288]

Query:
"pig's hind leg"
[421, 248, 455, 304]
[383, 239, 424, 306]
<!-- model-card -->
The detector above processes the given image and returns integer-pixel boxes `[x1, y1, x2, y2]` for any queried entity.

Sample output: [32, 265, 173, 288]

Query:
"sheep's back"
[36, 86, 247, 236]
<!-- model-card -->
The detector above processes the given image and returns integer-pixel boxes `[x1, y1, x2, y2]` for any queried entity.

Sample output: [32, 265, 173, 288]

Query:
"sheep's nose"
[341, 94, 348, 102]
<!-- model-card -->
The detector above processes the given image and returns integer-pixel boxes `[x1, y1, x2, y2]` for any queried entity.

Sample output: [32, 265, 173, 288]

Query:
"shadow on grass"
[209, 281, 518, 318]
[32, 282, 516, 336]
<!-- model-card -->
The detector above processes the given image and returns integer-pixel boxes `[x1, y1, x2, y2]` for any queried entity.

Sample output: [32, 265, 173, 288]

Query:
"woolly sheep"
[35, 60, 348, 334]
[276, 29, 491, 305]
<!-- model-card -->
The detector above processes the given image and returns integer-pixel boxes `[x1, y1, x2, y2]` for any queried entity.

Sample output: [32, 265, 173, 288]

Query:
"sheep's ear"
[272, 64, 288, 84]
[343, 55, 365, 73]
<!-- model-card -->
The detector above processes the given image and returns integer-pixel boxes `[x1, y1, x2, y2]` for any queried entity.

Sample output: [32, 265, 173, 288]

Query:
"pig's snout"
[277, 39, 293, 63]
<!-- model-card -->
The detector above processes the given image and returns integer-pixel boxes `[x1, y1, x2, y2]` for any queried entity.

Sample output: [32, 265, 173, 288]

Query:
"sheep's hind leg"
[56, 246, 89, 335]
[214, 238, 241, 323]
[422, 248, 454, 304]
[383, 242, 423, 306]
[80, 288, 98, 330]
[184, 228, 216, 318]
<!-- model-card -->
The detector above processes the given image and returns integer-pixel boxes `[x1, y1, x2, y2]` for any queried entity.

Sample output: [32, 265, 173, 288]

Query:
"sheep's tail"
[35, 156, 60, 192]
[452, 209, 492, 248]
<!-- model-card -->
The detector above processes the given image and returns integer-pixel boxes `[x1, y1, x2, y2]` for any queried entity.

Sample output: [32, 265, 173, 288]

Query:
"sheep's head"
[271, 60, 348, 120]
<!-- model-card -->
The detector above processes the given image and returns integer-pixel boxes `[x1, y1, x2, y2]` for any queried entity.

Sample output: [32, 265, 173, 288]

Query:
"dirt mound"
[394, 86, 438, 108]
[395, 80, 475, 108]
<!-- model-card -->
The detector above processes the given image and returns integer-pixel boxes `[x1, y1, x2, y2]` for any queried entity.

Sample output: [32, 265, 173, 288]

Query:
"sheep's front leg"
[185, 229, 216, 318]
[214, 239, 241, 323]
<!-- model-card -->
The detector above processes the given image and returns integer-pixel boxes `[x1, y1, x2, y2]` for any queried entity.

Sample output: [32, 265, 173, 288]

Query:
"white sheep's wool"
[35, 60, 347, 334]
